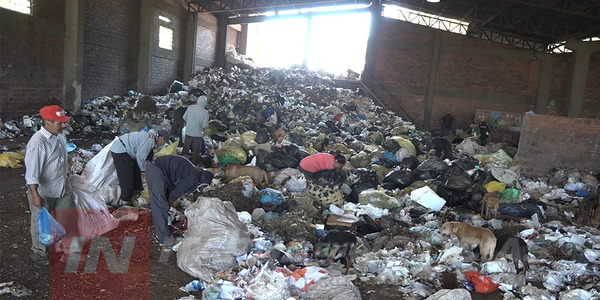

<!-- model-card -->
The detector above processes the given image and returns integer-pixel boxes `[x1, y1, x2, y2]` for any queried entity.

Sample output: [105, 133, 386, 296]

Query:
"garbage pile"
[2, 66, 600, 300]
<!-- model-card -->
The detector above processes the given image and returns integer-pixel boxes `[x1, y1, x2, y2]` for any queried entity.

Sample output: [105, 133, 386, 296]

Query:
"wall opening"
[158, 16, 173, 50]
[0, 0, 31, 14]
[245, 7, 370, 78]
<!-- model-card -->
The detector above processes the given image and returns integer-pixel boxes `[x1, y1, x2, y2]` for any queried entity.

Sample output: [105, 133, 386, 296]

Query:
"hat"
[157, 129, 170, 140]
[40, 105, 71, 122]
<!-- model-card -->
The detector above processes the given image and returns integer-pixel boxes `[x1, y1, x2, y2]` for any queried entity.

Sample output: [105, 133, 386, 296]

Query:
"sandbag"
[305, 276, 361, 300]
[383, 169, 416, 190]
[177, 197, 251, 281]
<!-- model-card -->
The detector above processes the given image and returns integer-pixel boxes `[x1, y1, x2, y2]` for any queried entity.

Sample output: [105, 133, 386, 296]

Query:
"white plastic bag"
[285, 174, 307, 193]
[177, 197, 251, 281]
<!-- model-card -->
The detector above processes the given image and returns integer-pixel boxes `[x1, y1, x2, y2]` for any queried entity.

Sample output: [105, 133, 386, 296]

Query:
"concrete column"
[238, 24, 248, 55]
[534, 53, 553, 114]
[63, 0, 85, 112]
[302, 14, 313, 69]
[215, 16, 228, 68]
[362, 4, 382, 82]
[184, 13, 198, 80]
[565, 40, 600, 117]
[423, 31, 442, 130]
[137, 0, 155, 94]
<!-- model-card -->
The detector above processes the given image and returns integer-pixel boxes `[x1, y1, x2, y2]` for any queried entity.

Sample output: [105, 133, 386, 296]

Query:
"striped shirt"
[25, 126, 71, 198]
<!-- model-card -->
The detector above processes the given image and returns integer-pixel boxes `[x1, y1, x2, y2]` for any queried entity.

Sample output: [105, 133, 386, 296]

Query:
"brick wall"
[371, 17, 600, 134]
[516, 114, 600, 177]
[195, 13, 218, 71]
[0, 3, 65, 120]
[147, 0, 188, 94]
[83, 0, 140, 101]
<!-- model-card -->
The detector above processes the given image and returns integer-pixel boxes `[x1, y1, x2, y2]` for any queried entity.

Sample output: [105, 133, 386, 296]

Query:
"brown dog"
[481, 192, 500, 219]
[222, 165, 270, 188]
[441, 221, 497, 262]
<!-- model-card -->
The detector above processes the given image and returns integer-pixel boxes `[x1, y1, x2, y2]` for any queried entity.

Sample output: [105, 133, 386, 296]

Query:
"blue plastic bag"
[259, 188, 284, 206]
[37, 207, 66, 246]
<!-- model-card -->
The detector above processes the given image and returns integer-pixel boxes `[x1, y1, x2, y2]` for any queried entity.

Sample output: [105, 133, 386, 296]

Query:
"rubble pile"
[2, 66, 600, 299]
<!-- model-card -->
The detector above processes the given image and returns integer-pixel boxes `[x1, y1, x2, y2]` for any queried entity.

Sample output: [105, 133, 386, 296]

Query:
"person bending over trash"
[299, 153, 346, 182]
[182, 89, 210, 166]
[25, 105, 81, 265]
[146, 155, 213, 247]
[110, 129, 169, 207]
[425, 137, 453, 160]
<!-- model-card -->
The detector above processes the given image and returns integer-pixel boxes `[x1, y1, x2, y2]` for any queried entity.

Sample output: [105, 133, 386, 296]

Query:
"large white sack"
[70, 139, 120, 238]
[177, 197, 251, 280]
[456, 138, 487, 156]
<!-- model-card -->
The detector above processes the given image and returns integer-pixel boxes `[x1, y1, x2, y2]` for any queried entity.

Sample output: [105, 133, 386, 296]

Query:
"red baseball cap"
[40, 105, 71, 122]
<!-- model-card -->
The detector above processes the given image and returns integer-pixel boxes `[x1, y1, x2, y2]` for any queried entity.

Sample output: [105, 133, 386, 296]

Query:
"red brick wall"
[0, 3, 65, 120]
[371, 17, 600, 134]
[516, 114, 600, 177]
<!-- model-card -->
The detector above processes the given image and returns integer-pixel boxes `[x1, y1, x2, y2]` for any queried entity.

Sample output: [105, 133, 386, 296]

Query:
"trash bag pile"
[2, 66, 600, 299]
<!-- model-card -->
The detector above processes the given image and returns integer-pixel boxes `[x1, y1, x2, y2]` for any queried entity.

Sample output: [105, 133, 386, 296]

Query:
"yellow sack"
[484, 181, 506, 193]
[155, 141, 179, 158]
[388, 136, 416, 157]
[0, 152, 25, 168]
[225, 145, 247, 164]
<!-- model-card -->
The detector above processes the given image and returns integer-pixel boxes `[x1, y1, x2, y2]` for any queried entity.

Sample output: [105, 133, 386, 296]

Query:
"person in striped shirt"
[25, 105, 80, 266]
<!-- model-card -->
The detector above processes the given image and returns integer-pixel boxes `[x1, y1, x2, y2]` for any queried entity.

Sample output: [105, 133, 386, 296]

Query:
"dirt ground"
[0, 133, 503, 299]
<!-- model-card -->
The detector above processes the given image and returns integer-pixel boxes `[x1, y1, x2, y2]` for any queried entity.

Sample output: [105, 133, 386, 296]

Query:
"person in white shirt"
[25, 105, 80, 265]
[182, 89, 210, 165]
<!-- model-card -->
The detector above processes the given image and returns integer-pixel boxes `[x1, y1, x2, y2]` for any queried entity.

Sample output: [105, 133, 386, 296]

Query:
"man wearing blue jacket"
[146, 155, 213, 246]
[110, 129, 169, 207]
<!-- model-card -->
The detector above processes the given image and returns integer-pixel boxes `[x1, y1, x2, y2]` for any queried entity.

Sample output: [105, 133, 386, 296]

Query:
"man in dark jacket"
[425, 137, 453, 160]
[146, 155, 213, 246]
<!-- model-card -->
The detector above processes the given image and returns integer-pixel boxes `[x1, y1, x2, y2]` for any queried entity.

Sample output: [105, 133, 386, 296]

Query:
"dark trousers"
[111, 151, 143, 202]
[182, 135, 205, 165]
[171, 120, 185, 148]
[146, 162, 170, 244]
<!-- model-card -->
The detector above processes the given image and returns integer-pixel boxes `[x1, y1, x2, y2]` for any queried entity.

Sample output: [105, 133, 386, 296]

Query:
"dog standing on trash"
[481, 192, 500, 219]
[314, 230, 357, 274]
[441, 222, 497, 262]
[494, 235, 529, 273]
[221, 165, 270, 188]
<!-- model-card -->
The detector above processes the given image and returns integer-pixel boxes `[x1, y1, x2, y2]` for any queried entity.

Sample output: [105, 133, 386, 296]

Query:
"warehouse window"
[0, 0, 31, 14]
[158, 15, 173, 50]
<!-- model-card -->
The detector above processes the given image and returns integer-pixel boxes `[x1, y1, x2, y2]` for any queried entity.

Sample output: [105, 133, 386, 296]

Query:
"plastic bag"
[259, 188, 285, 206]
[500, 188, 520, 203]
[383, 169, 416, 190]
[464, 271, 500, 293]
[38, 207, 66, 246]
[154, 140, 179, 158]
[285, 174, 307, 193]
[0, 152, 25, 168]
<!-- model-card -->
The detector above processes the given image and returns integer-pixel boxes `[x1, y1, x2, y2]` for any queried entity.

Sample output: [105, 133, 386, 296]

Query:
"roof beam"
[505, 0, 600, 20]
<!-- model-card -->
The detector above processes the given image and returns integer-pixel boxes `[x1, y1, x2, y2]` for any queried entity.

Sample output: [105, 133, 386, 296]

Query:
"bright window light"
[159, 15, 171, 23]
[0, 0, 31, 14]
[159, 26, 173, 50]
[383, 4, 469, 35]
[246, 10, 371, 77]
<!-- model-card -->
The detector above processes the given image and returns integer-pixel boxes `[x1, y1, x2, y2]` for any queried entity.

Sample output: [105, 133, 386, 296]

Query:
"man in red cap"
[25, 105, 80, 265]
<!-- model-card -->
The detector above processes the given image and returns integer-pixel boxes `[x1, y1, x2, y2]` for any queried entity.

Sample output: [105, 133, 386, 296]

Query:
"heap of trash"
[1, 66, 600, 300]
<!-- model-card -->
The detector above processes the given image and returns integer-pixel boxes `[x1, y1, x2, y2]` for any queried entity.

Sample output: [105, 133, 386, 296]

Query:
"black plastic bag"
[436, 186, 470, 207]
[383, 139, 401, 153]
[348, 183, 376, 203]
[416, 170, 441, 181]
[452, 156, 480, 171]
[471, 169, 488, 184]
[353, 214, 382, 235]
[313, 168, 347, 187]
[383, 169, 416, 190]
[255, 128, 271, 144]
[438, 165, 474, 191]
[353, 169, 379, 186]
[416, 157, 448, 172]
[397, 156, 419, 170]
